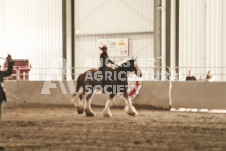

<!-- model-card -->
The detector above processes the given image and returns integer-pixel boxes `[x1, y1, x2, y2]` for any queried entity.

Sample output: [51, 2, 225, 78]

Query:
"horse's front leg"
[123, 93, 138, 116]
[103, 94, 115, 117]
[71, 87, 85, 114]
[85, 93, 94, 117]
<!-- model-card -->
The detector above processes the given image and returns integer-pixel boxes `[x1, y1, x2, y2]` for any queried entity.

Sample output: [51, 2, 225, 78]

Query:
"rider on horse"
[99, 45, 117, 86]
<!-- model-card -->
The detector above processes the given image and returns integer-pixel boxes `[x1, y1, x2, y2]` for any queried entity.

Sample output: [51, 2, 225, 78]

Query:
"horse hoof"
[86, 112, 95, 117]
[126, 109, 138, 116]
[125, 106, 138, 116]
[77, 105, 84, 114]
[77, 109, 83, 114]
[85, 109, 95, 117]
[127, 112, 138, 116]
[0, 146, 5, 150]
[103, 113, 112, 117]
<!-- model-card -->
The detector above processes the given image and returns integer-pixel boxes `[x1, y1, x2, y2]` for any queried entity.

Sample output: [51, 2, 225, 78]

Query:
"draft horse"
[71, 59, 142, 117]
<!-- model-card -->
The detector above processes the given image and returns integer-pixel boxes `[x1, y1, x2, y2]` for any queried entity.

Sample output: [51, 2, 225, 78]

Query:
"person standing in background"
[186, 70, 197, 81]
[199, 70, 215, 82]
[0, 54, 14, 119]
[206, 70, 215, 82]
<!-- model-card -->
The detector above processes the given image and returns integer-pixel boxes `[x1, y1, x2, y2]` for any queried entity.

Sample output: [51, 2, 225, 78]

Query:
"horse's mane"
[116, 59, 134, 72]
[87, 59, 134, 73]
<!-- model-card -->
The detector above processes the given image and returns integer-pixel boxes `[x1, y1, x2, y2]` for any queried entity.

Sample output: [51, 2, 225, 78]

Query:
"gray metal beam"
[166, 0, 171, 71]
[62, 0, 66, 59]
[154, 0, 162, 75]
[71, 0, 75, 80]
[176, 0, 179, 71]
[75, 31, 154, 37]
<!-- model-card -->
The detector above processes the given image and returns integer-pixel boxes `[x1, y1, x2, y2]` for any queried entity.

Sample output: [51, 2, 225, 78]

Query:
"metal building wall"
[73, 0, 154, 79]
[223, 0, 226, 80]
[179, 0, 225, 81]
[0, 0, 62, 80]
[0, 0, 4, 61]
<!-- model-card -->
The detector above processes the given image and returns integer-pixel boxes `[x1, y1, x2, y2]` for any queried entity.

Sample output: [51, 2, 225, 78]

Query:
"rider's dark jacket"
[99, 52, 114, 69]
[0, 61, 14, 102]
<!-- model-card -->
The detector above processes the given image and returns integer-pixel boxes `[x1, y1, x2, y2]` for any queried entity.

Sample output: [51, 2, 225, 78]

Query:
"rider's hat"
[99, 44, 107, 50]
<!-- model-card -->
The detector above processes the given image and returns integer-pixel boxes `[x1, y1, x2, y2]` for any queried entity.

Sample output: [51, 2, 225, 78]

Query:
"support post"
[154, 0, 162, 79]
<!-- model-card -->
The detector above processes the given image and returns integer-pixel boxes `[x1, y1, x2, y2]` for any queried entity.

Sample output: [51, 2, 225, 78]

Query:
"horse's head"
[128, 59, 142, 77]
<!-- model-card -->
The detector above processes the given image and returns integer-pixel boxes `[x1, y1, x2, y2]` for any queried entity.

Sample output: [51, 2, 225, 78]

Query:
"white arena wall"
[224, 0, 226, 81]
[3, 81, 226, 111]
[3, 81, 169, 109]
[171, 81, 226, 110]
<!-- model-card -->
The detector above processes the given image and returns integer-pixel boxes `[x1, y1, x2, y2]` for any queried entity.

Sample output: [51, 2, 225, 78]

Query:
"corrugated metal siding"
[0, 0, 4, 65]
[224, 0, 226, 81]
[206, 0, 223, 81]
[0, 0, 62, 80]
[74, 0, 154, 79]
[75, 0, 153, 34]
[179, 0, 224, 81]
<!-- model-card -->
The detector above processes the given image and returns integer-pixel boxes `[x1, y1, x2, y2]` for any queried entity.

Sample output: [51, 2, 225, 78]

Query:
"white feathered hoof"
[77, 105, 84, 114]
[125, 105, 138, 116]
[85, 109, 95, 117]
[103, 110, 112, 117]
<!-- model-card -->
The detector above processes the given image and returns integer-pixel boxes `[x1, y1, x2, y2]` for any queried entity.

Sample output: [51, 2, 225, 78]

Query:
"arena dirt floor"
[0, 105, 226, 151]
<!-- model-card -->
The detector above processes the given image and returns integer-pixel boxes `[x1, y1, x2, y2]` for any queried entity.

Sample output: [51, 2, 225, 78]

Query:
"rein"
[0, 57, 6, 60]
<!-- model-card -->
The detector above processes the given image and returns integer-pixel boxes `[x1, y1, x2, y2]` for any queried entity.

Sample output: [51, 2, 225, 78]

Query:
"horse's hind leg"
[123, 93, 138, 116]
[0, 100, 2, 120]
[77, 92, 85, 114]
[85, 93, 94, 117]
[103, 94, 115, 117]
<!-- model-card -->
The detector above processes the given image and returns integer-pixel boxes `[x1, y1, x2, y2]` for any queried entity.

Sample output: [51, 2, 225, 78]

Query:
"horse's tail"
[70, 74, 83, 103]
[0, 100, 2, 120]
